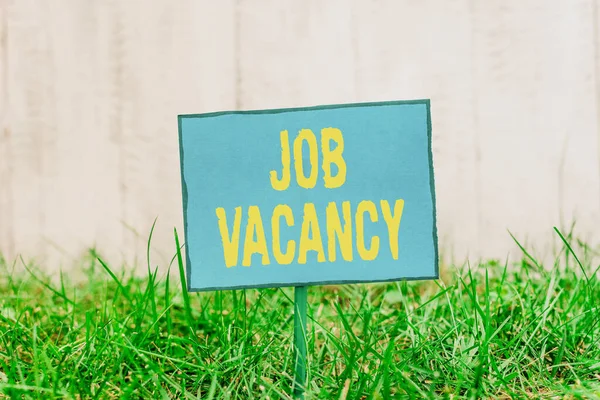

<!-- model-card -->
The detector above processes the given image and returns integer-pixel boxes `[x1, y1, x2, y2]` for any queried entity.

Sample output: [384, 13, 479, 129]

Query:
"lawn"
[0, 229, 598, 399]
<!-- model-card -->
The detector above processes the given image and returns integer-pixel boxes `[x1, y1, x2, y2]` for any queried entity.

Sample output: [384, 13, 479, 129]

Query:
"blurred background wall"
[1, 0, 599, 273]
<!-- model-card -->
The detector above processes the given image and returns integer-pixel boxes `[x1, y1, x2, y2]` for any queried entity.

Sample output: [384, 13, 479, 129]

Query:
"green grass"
[0, 228, 599, 399]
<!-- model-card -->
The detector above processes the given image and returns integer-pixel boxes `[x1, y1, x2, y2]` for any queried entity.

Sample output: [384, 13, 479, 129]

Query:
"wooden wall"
[1, 0, 599, 273]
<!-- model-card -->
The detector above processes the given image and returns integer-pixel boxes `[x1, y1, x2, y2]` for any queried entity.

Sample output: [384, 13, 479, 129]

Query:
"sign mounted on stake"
[177, 99, 438, 398]
[178, 99, 438, 292]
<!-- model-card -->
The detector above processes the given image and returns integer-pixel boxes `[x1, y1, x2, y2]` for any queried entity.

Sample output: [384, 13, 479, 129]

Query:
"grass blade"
[174, 228, 195, 338]
[554, 226, 589, 283]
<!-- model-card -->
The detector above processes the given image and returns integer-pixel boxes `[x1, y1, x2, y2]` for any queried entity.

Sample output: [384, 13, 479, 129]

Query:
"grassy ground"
[0, 230, 599, 399]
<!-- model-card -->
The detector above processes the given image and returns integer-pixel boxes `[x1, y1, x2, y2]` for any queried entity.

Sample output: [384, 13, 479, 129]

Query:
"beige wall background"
[1, 0, 599, 273]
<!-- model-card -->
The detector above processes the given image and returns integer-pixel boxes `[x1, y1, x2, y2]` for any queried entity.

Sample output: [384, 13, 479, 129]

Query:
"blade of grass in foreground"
[553, 226, 589, 283]
[94, 251, 133, 305]
[146, 217, 159, 324]
[508, 230, 542, 272]
[19, 256, 75, 306]
[174, 228, 196, 340]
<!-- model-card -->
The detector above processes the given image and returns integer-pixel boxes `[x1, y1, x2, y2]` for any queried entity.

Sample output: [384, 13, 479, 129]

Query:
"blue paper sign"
[178, 100, 438, 291]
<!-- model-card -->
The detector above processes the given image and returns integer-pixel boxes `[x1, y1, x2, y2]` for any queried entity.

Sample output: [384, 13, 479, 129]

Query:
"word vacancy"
[215, 128, 405, 268]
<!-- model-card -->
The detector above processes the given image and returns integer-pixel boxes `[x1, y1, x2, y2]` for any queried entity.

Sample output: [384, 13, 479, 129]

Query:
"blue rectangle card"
[178, 100, 438, 291]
